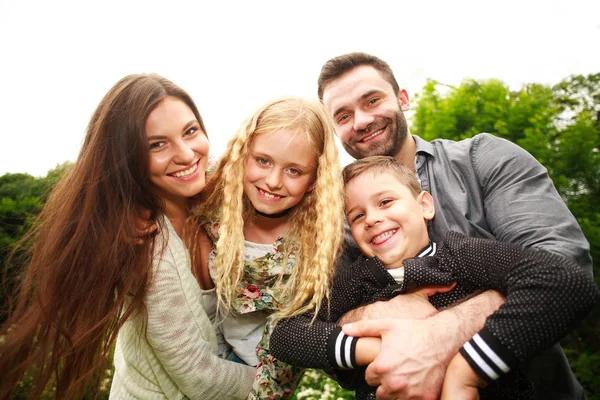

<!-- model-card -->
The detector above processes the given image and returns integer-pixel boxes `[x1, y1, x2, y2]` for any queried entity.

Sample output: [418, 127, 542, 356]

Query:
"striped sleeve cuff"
[458, 326, 519, 383]
[326, 326, 358, 369]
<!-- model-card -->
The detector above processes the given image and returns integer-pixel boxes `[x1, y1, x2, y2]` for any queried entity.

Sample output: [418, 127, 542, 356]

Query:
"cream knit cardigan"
[110, 218, 254, 399]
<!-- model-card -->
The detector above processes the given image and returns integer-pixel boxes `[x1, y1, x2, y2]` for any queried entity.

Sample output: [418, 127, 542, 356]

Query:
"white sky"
[1, 0, 599, 176]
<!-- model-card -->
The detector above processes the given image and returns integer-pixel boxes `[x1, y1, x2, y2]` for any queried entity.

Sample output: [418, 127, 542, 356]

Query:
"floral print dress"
[203, 220, 304, 399]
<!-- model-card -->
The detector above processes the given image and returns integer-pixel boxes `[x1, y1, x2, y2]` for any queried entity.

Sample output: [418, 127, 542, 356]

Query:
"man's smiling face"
[322, 65, 410, 160]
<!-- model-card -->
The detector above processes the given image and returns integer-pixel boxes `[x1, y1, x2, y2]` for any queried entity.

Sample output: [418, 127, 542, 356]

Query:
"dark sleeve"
[405, 231, 599, 384]
[270, 256, 398, 370]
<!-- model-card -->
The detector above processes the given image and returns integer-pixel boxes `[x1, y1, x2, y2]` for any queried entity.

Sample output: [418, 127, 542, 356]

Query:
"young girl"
[193, 97, 345, 398]
[0, 74, 254, 399]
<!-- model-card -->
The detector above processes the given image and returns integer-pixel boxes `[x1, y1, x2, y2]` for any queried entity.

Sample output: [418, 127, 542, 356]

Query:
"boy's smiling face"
[345, 172, 435, 269]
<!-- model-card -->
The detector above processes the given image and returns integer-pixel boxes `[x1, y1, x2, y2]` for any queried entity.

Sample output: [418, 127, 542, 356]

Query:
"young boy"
[269, 156, 598, 399]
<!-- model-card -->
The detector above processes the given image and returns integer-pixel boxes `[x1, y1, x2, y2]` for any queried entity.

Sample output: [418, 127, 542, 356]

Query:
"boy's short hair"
[342, 156, 422, 197]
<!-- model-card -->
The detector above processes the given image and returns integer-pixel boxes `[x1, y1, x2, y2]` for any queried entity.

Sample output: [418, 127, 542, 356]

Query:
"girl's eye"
[149, 142, 165, 150]
[287, 168, 301, 176]
[257, 158, 270, 166]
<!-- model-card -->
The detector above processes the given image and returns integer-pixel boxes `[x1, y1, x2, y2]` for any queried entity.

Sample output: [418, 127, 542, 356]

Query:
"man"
[318, 52, 592, 400]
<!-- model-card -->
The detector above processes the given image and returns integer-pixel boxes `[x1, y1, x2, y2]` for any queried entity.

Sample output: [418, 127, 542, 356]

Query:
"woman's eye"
[149, 142, 165, 150]
[184, 127, 198, 136]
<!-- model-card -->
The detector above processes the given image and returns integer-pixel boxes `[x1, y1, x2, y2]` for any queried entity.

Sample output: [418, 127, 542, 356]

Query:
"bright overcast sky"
[1, 0, 599, 176]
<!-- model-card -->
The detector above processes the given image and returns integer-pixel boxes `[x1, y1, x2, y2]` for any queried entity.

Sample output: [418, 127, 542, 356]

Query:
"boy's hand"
[355, 337, 381, 366]
[441, 353, 486, 400]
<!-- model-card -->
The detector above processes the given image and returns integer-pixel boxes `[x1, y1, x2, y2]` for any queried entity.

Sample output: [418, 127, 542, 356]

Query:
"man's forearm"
[432, 290, 505, 357]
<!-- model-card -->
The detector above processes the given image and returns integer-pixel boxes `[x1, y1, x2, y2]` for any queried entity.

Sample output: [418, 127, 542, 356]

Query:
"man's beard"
[343, 108, 409, 160]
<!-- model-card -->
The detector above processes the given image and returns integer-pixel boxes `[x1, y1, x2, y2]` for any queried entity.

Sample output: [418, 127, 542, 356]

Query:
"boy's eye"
[380, 199, 393, 207]
[350, 213, 364, 223]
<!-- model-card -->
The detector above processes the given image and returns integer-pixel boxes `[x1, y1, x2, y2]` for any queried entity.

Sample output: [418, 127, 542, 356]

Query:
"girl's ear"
[306, 180, 317, 193]
[417, 191, 435, 221]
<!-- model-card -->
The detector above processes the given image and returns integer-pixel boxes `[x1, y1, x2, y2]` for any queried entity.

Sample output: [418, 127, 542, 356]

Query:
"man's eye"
[368, 98, 380, 106]
[337, 114, 349, 124]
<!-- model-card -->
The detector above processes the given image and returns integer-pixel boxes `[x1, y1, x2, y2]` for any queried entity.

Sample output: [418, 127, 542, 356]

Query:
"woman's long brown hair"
[0, 74, 206, 399]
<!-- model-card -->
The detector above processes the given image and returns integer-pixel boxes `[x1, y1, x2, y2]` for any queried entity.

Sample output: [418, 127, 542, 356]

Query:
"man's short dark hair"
[317, 52, 400, 100]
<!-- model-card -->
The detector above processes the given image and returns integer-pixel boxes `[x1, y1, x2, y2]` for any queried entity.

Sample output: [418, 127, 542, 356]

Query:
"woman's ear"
[417, 191, 435, 221]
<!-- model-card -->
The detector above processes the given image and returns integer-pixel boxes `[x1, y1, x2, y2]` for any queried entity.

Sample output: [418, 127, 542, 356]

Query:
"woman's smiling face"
[146, 96, 209, 204]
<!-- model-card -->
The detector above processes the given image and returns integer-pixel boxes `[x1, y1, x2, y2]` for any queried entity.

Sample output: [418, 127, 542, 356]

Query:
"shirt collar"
[416, 241, 437, 257]
[413, 134, 435, 157]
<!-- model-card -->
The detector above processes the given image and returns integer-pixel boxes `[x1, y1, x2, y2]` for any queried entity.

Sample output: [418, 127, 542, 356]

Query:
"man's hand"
[441, 353, 486, 400]
[343, 315, 456, 400]
[341, 290, 504, 399]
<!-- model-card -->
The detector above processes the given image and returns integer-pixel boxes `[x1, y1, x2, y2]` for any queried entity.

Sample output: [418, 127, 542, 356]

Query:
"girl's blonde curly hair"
[194, 96, 344, 320]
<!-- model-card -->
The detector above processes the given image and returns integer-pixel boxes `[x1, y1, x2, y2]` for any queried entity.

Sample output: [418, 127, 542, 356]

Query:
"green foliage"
[412, 73, 600, 400]
[291, 369, 354, 399]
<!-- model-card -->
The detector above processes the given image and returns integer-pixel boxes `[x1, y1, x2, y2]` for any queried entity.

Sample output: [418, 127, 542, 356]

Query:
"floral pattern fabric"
[202, 219, 305, 399]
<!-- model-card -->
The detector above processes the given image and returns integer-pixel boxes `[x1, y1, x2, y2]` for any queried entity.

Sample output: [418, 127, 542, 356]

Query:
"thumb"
[342, 319, 387, 337]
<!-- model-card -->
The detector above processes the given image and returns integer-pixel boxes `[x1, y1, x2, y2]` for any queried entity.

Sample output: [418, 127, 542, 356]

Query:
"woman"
[0, 74, 254, 399]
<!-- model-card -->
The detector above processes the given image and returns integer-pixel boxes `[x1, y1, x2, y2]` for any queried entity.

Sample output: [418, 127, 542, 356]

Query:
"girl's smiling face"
[243, 129, 317, 215]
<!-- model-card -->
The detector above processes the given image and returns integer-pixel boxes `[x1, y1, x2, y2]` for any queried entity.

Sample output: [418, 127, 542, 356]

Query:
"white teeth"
[171, 163, 197, 178]
[361, 127, 385, 142]
[372, 229, 396, 244]
[259, 188, 281, 199]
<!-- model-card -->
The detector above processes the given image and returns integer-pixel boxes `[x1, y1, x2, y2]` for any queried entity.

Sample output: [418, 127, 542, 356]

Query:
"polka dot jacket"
[269, 231, 599, 399]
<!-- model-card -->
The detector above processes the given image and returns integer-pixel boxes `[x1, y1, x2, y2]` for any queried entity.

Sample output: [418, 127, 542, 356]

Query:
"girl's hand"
[441, 353, 486, 400]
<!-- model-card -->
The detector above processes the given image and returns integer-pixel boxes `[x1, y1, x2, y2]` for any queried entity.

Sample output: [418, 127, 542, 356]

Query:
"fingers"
[135, 223, 158, 244]
[342, 318, 389, 337]
[416, 282, 457, 298]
